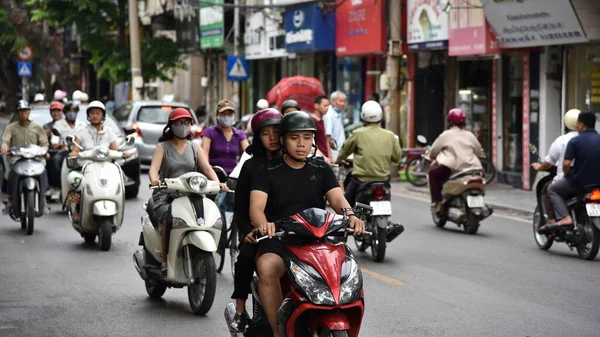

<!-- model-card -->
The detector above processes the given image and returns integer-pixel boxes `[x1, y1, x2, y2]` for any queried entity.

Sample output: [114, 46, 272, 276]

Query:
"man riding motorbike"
[43, 101, 65, 141]
[532, 109, 581, 231]
[248, 111, 365, 337]
[546, 111, 600, 230]
[428, 108, 485, 214]
[1, 100, 49, 213]
[68, 100, 130, 222]
[48, 101, 84, 193]
[336, 100, 402, 207]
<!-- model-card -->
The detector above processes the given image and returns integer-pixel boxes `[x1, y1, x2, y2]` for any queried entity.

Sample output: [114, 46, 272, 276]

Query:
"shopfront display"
[447, 0, 499, 56]
[570, 43, 600, 131]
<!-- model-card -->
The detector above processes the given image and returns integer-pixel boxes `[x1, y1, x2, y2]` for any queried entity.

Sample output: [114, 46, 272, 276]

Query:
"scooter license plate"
[586, 203, 600, 216]
[370, 201, 392, 216]
[467, 195, 485, 208]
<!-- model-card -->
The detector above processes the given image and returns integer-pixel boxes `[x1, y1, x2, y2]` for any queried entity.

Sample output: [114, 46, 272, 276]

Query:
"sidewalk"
[391, 182, 536, 216]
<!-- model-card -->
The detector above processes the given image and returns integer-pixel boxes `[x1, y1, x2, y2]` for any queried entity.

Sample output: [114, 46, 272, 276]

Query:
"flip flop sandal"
[538, 223, 573, 234]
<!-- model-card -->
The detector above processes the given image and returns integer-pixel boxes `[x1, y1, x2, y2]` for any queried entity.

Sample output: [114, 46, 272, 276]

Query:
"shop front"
[244, 10, 287, 110]
[335, 0, 387, 124]
[283, 3, 336, 90]
[567, 43, 600, 131]
[407, 0, 449, 145]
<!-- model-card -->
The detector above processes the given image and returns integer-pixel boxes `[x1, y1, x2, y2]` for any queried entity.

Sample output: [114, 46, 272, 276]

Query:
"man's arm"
[563, 159, 572, 174]
[36, 125, 49, 147]
[0, 124, 13, 152]
[563, 138, 576, 175]
[325, 187, 365, 235]
[336, 133, 356, 163]
[428, 132, 445, 158]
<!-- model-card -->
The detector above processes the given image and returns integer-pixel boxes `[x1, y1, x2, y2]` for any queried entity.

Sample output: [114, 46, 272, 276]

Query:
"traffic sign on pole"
[17, 46, 33, 61]
[226, 56, 249, 82]
[18, 62, 32, 77]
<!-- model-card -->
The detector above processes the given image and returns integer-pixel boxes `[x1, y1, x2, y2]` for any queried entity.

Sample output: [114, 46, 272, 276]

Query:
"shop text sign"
[407, 0, 449, 50]
[199, 0, 224, 49]
[284, 3, 334, 52]
[482, 0, 587, 48]
[448, 0, 499, 56]
[335, 0, 386, 56]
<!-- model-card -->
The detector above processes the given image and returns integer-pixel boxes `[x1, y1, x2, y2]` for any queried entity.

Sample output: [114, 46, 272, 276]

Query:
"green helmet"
[280, 111, 316, 135]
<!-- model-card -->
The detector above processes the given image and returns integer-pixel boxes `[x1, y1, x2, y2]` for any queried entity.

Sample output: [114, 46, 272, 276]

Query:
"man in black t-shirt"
[249, 111, 364, 337]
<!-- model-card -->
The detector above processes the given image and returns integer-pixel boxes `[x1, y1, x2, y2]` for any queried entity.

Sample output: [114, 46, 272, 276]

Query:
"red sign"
[522, 55, 530, 190]
[335, 0, 386, 56]
[448, 0, 499, 56]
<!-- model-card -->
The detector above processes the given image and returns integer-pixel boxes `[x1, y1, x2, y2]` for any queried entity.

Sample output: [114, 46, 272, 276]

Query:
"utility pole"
[232, 0, 240, 115]
[386, 0, 402, 143]
[128, 0, 143, 101]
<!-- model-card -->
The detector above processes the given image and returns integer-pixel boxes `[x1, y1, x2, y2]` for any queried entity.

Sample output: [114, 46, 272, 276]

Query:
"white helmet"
[256, 99, 269, 110]
[67, 170, 84, 192]
[34, 93, 44, 102]
[360, 100, 383, 123]
[79, 92, 89, 102]
[564, 109, 581, 131]
[87, 100, 106, 114]
[72, 90, 83, 101]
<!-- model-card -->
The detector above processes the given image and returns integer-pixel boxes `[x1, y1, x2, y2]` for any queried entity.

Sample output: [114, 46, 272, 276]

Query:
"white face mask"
[217, 116, 235, 127]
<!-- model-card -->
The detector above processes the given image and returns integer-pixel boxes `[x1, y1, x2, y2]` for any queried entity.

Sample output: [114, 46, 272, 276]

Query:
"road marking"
[391, 191, 530, 224]
[361, 268, 407, 287]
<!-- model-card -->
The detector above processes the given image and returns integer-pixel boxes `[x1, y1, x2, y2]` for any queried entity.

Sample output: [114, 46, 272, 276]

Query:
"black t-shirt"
[233, 156, 261, 237]
[251, 157, 340, 222]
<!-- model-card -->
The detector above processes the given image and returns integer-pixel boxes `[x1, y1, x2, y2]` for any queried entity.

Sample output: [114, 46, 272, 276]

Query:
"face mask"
[217, 116, 235, 127]
[333, 107, 342, 114]
[172, 124, 191, 139]
[65, 112, 77, 121]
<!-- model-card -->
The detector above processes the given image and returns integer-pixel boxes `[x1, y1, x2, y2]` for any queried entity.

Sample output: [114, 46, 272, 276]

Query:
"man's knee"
[257, 254, 285, 280]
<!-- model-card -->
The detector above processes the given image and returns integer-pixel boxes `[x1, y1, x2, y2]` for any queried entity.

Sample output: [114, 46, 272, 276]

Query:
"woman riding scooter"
[149, 108, 225, 274]
[428, 108, 486, 214]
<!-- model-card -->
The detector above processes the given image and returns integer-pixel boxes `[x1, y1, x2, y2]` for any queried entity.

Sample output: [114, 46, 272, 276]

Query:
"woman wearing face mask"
[202, 100, 249, 175]
[149, 108, 227, 274]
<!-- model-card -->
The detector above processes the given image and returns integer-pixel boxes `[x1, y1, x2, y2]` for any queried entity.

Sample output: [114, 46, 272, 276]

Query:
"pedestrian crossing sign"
[18, 62, 32, 77]
[226, 56, 249, 82]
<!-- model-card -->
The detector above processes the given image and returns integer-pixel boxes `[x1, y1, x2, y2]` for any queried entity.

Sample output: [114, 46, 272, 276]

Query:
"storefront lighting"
[459, 90, 472, 95]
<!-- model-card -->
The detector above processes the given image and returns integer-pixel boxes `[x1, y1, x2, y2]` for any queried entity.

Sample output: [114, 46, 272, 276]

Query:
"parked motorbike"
[532, 166, 600, 260]
[64, 135, 134, 250]
[427, 162, 493, 234]
[224, 207, 369, 337]
[4, 144, 49, 235]
[133, 171, 222, 315]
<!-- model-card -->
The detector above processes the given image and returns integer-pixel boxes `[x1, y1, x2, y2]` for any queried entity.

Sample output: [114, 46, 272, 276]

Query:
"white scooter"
[133, 172, 222, 316]
[64, 135, 134, 251]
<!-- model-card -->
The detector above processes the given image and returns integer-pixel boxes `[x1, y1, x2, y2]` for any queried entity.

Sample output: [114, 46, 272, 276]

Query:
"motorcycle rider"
[547, 111, 600, 229]
[149, 108, 224, 275]
[229, 108, 283, 332]
[1, 100, 49, 213]
[249, 111, 365, 337]
[531, 109, 580, 231]
[245, 99, 270, 135]
[428, 108, 485, 214]
[43, 101, 65, 139]
[281, 99, 301, 115]
[336, 100, 402, 207]
[48, 101, 84, 192]
[68, 101, 130, 222]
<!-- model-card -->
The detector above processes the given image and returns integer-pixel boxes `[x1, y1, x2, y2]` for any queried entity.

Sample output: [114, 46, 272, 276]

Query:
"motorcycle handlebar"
[255, 227, 372, 242]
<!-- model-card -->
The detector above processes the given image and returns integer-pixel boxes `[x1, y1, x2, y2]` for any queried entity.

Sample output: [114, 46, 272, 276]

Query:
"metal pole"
[232, 0, 240, 115]
[128, 0, 143, 101]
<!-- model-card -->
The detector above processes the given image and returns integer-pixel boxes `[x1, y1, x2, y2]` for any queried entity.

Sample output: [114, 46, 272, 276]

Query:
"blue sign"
[284, 4, 335, 53]
[226, 56, 249, 82]
[17, 62, 32, 77]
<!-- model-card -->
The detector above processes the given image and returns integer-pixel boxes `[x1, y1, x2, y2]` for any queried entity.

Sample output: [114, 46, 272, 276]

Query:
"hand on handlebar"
[245, 229, 258, 244]
[1, 147, 8, 155]
[348, 216, 365, 235]
[219, 183, 229, 191]
[150, 178, 161, 187]
[122, 152, 132, 159]
[257, 222, 276, 239]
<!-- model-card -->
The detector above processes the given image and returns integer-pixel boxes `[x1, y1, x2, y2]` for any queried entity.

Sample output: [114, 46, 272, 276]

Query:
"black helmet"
[281, 99, 300, 113]
[64, 101, 80, 113]
[280, 111, 316, 135]
[16, 100, 30, 111]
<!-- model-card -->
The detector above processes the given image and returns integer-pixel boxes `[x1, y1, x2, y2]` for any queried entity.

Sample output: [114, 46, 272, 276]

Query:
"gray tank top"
[159, 141, 196, 179]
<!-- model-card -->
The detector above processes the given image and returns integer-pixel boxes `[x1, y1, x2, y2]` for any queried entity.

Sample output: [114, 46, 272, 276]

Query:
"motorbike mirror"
[65, 135, 75, 146]
[51, 128, 61, 137]
[416, 135, 427, 145]
[119, 135, 135, 150]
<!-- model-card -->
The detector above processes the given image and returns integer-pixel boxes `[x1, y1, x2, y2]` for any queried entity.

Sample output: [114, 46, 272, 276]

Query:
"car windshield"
[137, 106, 192, 124]
[24, 105, 123, 138]
[112, 103, 133, 122]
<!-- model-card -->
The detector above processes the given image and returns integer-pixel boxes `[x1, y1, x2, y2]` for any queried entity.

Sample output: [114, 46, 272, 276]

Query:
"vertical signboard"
[407, 0, 449, 50]
[491, 59, 497, 168]
[522, 55, 530, 190]
[199, 0, 224, 49]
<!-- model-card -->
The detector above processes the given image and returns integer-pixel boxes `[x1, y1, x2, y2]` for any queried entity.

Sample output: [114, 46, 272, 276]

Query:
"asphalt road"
[1, 174, 599, 337]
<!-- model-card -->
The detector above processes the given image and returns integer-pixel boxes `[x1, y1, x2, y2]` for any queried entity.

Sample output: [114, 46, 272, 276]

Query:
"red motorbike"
[225, 207, 368, 337]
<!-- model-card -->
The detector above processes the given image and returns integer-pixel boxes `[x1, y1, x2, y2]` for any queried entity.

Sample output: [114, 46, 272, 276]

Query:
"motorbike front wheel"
[371, 216, 388, 262]
[97, 218, 113, 251]
[188, 250, 217, 315]
[145, 281, 167, 298]
[532, 205, 553, 250]
[24, 191, 35, 235]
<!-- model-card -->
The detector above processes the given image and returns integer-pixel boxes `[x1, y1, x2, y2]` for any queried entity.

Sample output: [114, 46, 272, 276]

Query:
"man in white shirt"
[531, 109, 580, 226]
[323, 91, 346, 161]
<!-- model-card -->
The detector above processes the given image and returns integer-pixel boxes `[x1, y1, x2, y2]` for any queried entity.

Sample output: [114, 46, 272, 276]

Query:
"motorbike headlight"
[289, 260, 335, 305]
[187, 175, 207, 193]
[339, 257, 363, 305]
[20, 147, 36, 159]
[95, 147, 109, 160]
[172, 217, 190, 229]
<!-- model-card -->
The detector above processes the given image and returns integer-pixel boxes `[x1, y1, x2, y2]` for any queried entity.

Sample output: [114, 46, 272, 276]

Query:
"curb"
[401, 185, 534, 219]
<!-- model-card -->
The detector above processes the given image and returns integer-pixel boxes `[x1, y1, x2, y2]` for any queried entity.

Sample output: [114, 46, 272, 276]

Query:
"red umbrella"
[266, 76, 325, 112]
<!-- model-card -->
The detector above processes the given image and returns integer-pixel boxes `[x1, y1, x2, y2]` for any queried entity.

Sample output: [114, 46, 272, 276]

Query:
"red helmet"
[50, 101, 64, 111]
[447, 108, 466, 126]
[169, 108, 193, 121]
[251, 108, 282, 135]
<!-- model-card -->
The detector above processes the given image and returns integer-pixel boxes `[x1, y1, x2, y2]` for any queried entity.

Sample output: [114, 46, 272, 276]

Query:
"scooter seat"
[448, 168, 484, 181]
[145, 198, 160, 229]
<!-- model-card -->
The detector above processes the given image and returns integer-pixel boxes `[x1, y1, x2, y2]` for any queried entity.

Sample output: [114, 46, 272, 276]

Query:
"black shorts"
[258, 239, 292, 259]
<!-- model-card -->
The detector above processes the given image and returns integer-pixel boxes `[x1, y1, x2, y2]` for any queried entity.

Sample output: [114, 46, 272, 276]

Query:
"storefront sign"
[407, 0, 449, 50]
[284, 3, 335, 52]
[244, 11, 287, 59]
[448, 0, 499, 56]
[491, 59, 498, 168]
[522, 56, 530, 190]
[482, 0, 587, 48]
[335, 0, 386, 56]
[199, 0, 223, 49]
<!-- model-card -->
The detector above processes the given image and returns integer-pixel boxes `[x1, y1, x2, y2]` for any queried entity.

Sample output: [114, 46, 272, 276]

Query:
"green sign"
[199, 0, 224, 49]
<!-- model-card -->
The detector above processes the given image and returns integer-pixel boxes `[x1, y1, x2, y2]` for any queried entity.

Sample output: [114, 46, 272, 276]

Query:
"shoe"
[537, 223, 573, 234]
[229, 312, 248, 332]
